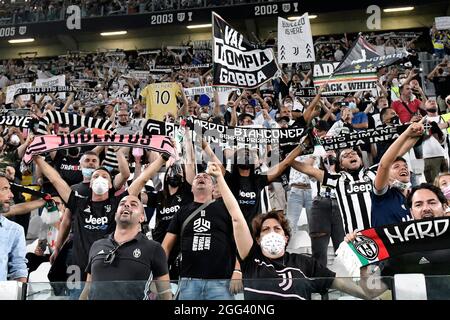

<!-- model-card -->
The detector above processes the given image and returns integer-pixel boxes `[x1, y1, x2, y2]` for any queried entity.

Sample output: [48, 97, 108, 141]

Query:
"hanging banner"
[314, 72, 378, 95]
[213, 12, 279, 89]
[336, 217, 450, 275]
[6, 82, 32, 104]
[183, 86, 240, 97]
[0, 116, 34, 128]
[23, 134, 175, 164]
[14, 86, 76, 99]
[315, 124, 408, 151]
[277, 14, 315, 64]
[35, 75, 67, 99]
[140, 82, 181, 121]
[333, 35, 409, 75]
[143, 118, 307, 147]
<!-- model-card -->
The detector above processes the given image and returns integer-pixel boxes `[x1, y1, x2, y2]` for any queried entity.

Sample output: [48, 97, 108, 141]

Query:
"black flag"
[212, 12, 279, 89]
[333, 35, 409, 75]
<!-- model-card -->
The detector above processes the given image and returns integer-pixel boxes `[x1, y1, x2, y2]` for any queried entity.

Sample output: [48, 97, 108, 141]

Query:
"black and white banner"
[277, 14, 315, 64]
[316, 125, 409, 151]
[183, 86, 240, 97]
[333, 34, 409, 75]
[143, 118, 307, 147]
[14, 86, 76, 98]
[213, 12, 280, 89]
[0, 116, 34, 129]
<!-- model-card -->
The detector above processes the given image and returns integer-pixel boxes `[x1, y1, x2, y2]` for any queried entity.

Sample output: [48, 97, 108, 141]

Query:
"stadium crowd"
[1, 22, 450, 300]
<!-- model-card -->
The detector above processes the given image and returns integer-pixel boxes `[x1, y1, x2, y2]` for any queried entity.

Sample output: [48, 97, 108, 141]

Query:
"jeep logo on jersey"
[239, 191, 256, 198]
[353, 235, 378, 260]
[160, 205, 180, 215]
[85, 215, 108, 225]
[193, 217, 210, 233]
[345, 181, 373, 194]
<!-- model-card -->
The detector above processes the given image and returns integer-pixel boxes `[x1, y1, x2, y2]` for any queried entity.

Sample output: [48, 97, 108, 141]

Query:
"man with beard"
[34, 153, 168, 298]
[81, 195, 171, 300]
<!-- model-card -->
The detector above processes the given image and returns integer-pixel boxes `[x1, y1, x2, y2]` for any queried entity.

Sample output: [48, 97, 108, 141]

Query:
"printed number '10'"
[156, 90, 170, 104]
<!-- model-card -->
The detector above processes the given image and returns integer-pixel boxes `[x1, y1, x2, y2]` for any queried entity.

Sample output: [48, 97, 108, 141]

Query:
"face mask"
[391, 179, 411, 191]
[9, 134, 20, 146]
[167, 176, 182, 188]
[200, 113, 209, 120]
[124, 88, 129, 93]
[118, 121, 127, 126]
[82, 168, 95, 178]
[392, 78, 399, 87]
[390, 116, 400, 124]
[238, 164, 250, 170]
[427, 108, 437, 113]
[260, 232, 286, 258]
[348, 102, 357, 109]
[443, 186, 450, 200]
[91, 176, 109, 195]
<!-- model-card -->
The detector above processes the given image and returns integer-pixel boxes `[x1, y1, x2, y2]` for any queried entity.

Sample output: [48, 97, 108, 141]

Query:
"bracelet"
[233, 270, 242, 274]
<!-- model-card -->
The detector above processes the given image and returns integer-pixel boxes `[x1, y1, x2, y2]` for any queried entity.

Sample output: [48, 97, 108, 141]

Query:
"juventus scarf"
[335, 217, 450, 277]
[13, 86, 76, 98]
[0, 116, 35, 129]
[213, 12, 279, 89]
[10, 182, 49, 200]
[143, 119, 307, 147]
[23, 134, 175, 164]
[37, 111, 114, 135]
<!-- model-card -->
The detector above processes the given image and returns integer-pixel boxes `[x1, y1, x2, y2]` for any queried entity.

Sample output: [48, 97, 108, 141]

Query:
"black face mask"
[167, 175, 182, 188]
[427, 108, 437, 114]
[238, 164, 251, 170]
[118, 121, 128, 126]
[390, 116, 400, 124]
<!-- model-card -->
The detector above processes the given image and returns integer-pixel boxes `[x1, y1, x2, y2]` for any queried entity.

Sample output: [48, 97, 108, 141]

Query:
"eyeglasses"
[104, 245, 120, 265]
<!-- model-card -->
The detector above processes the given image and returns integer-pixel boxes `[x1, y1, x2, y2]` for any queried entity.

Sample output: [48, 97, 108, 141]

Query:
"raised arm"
[61, 92, 75, 113]
[374, 120, 424, 192]
[127, 154, 167, 196]
[266, 144, 303, 183]
[113, 147, 131, 190]
[291, 159, 324, 183]
[183, 128, 196, 185]
[34, 156, 72, 204]
[206, 162, 253, 260]
[4, 199, 46, 217]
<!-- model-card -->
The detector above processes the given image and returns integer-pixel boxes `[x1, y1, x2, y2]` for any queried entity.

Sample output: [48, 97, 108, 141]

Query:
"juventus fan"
[34, 152, 169, 297]
[207, 162, 384, 300]
[371, 120, 426, 226]
[80, 195, 171, 300]
[291, 146, 376, 234]
[347, 183, 450, 299]
[162, 172, 239, 300]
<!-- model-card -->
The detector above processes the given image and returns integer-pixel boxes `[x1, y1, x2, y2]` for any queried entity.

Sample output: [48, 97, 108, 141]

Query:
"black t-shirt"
[67, 190, 128, 276]
[240, 243, 335, 300]
[71, 181, 90, 197]
[167, 199, 236, 279]
[86, 233, 168, 300]
[432, 75, 450, 98]
[53, 150, 83, 187]
[152, 183, 193, 244]
[225, 171, 269, 225]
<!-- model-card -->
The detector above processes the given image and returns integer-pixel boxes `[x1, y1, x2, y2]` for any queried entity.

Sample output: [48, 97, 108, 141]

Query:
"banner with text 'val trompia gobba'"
[213, 12, 279, 89]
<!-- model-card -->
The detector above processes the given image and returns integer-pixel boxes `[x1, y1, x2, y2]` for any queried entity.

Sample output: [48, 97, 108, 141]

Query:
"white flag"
[36, 75, 66, 100]
[277, 13, 315, 64]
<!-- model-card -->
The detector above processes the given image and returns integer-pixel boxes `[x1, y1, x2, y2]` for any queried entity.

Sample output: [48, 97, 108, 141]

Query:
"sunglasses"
[104, 245, 120, 265]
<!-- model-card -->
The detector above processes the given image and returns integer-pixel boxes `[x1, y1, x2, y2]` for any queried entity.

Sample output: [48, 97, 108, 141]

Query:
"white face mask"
[92, 176, 109, 195]
[260, 232, 286, 258]
[391, 179, 411, 191]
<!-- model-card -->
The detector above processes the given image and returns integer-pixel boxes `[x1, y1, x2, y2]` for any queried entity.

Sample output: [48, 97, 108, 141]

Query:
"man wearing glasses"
[80, 195, 171, 300]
